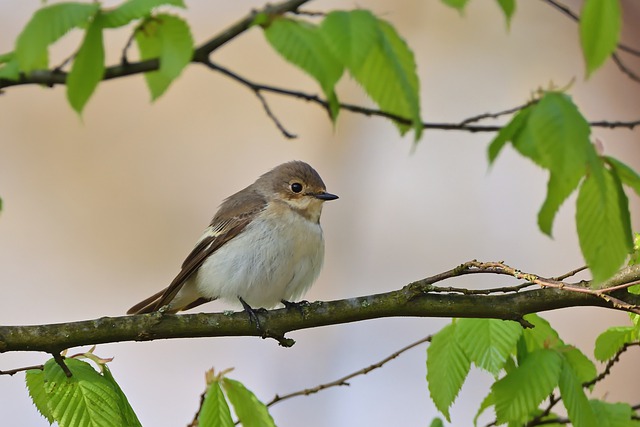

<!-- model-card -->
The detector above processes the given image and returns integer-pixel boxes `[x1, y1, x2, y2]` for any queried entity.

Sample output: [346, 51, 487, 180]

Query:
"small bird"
[127, 161, 338, 316]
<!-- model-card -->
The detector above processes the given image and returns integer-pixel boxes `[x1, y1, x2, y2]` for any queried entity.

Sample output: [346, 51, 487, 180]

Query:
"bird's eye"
[290, 182, 303, 193]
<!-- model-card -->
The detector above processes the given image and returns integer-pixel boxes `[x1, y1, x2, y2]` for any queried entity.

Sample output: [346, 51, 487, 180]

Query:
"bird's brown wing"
[127, 190, 267, 314]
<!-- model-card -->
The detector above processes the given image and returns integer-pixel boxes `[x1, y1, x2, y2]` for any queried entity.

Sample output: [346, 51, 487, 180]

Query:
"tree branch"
[3, 1, 640, 137]
[1, 262, 639, 354]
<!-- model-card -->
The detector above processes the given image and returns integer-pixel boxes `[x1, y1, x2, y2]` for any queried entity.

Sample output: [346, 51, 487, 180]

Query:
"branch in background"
[0, 261, 639, 354]
[205, 60, 640, 137]
[541, 0, 640, 83]
[2, 0, 639, 138]
[584, 342, 640, 389]
[0, 0, 313, 90]
[265, 334, 432, 408]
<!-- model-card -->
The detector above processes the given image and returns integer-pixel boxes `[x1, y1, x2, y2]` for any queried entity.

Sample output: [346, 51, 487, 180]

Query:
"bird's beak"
[312, 192, 339, 201]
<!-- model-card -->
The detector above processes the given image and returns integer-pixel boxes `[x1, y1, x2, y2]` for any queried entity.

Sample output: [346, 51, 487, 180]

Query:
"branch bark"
[1, 262, 639, 353]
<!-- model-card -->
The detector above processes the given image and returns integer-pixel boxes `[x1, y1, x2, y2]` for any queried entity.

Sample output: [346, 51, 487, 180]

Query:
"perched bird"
[127, 161, 338, 315]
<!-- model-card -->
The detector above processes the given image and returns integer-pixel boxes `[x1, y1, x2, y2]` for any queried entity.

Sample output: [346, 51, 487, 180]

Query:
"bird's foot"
[238, 297, 267, 336]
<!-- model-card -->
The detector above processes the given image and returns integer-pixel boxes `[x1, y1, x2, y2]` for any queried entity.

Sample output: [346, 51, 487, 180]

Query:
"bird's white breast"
[192, 204, 325, 308]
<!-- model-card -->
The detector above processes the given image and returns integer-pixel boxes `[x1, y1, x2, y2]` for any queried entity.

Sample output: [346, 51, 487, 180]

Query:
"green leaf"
[487, 105, 531, 164]
[26, 368, 54, 423]
[429, 417, 445, 427]
[525, 93, 593, 236]
[102, 365, 142, 427]
[441, 0, 471, 10]
[455, 318, 522, 376]
[0, 51, 13, 63]
[321, 10, 422, 140]
[15, 2, 100, 73]
[102, 0, 186, 28]
[606, 156, 640, 198]
[493, 348, 562, 425]
[594, 326, 636, 361]
[561, 346, 597, 385]
[265, 17, 344, 120]
[495, 0, 516, 26]
[426, 322, 471, 421]
[0, 59, 20, 80]
[577, 166, 633, 284]
[580, 0, 621, 76]
[521, 314, 564, 353]
[222, 378, 275, 427]
[199, 381, 234, 427]
[42, 358, 125, 427]
[136, 14, 193, 100]
[590, 400, 635, 427]
[473, 391, 494, 427]
[559, 355, 597, 427]
[67, 13, 105, 114]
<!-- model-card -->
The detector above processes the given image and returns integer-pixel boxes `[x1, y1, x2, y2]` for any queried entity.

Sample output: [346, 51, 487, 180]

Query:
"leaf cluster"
[26, 355, 141, 427]
[489, 92, 640, 284]
[0, 0, 192, 113]
[427, 314, 640, 426]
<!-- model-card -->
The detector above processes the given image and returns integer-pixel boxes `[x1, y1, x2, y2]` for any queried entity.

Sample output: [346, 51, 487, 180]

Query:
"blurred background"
[1, 0, 639, 425]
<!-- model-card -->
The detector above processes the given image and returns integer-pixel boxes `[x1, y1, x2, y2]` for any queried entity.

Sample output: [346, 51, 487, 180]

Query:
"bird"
[127, 161, 338, 316]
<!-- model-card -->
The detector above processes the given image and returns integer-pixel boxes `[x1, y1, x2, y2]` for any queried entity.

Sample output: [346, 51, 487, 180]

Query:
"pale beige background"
[1, 1, 639, 426]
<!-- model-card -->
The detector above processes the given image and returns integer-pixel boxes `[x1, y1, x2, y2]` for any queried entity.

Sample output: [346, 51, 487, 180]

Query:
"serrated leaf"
[493, 348, 562, 425]
[606, 156, 640, 198]
[594, 326, 636, 361]
[136, 14, 193, 100]
[102, 0, 186, 28]
[590, 400, 635, 427]
[429, 417, 445, 427]
[102, 365, 142, 427]
[525, 93, 593, 236]
[495, 0, 516, 26]
[561, 346, 597, 386]
[26, 368, 54, 423]
[455, 318, 522, 376]
[15, 2, 100, 73]
[321, 10, 422, 140]
[67, 13, 105, 114]
[42, 358, 124, 427]
[473, 390, 494, 427]
[577, 166, 633, 284]
[222, 378, 275, 427]
[487, 105, 531, 164]
[265, 17, 343, 120]
[426, 322, 471, 421]
[199, 380, 234, 427]
[559, 356, 597, 427]
[580, 0, 621, 77]
[521, 314, 564, 353]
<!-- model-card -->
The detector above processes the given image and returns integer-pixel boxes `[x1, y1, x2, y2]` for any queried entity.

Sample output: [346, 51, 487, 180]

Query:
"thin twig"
[540, 0, 640, 83]
[205, 60, 640, 135]
[584, 342, 640, 388]
[458, 101, 535, 125]
[552, 265, 587, 281]
[265, 334, 433, 408]
[479, 261, 640, 314]
[524, 393, 562, 427]
[612, 53, 640, 83]
[120, 30, 138, 66]
[0, 364, 44, 376]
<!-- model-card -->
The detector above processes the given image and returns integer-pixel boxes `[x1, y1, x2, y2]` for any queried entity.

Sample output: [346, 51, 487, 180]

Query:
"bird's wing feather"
[149, 192, 267, 311]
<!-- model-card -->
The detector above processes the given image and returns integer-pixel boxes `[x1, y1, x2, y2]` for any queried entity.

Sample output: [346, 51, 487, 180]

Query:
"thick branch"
[1, 262, 639, 353]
